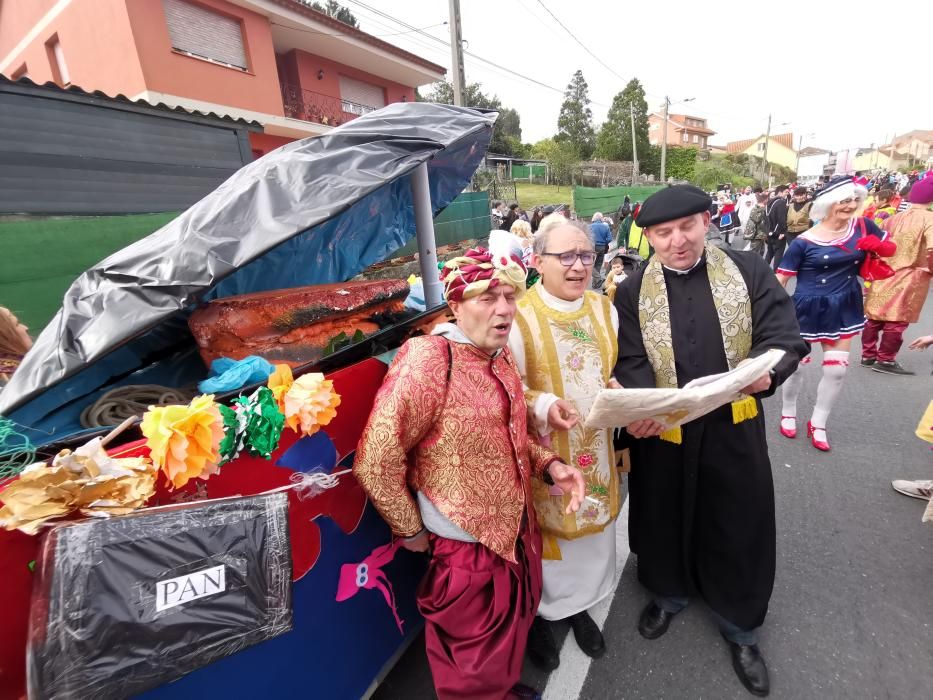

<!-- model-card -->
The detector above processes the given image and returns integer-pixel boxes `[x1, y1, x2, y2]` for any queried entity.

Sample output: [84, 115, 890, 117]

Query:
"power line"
[345, 0, 611, 107]
[533, 0, 628, 84]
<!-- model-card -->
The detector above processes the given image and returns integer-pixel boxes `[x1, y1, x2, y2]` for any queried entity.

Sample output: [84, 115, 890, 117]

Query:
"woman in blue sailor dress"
[774, 176, 896, 452]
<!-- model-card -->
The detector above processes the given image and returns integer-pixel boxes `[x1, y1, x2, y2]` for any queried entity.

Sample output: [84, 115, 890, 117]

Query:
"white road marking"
[543, 497, 631, 700]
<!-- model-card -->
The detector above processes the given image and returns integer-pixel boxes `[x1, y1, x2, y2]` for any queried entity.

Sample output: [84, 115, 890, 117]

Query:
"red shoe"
[779, 416, 797, 439]
[807, 422, 830, 452]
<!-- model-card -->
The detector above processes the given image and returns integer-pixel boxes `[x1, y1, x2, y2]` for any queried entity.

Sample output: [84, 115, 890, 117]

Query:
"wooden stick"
[100, 416, 139, 448]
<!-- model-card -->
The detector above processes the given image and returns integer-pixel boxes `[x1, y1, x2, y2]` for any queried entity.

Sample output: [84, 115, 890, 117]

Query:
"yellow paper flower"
[267, 364, 295, 415]
[141, 394, 224, 489]
[283, 373, 341, 437]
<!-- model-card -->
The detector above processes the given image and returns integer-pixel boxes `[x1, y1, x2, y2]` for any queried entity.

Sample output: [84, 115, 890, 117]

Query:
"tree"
[556, 70, 595, 159]
[532, 137, 579, 189]
[308, 1, 359, 27]
[423, 81, 525, 156]
[595, 78, 650, 164]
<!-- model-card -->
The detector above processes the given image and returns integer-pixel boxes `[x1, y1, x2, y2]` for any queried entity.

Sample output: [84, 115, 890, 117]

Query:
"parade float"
[0, 103, 494, 699]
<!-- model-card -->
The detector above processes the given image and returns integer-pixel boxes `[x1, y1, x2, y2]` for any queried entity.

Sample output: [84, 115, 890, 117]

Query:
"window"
[45, 35, 69, 85]
[162, 0, 247, 70]
[757, 142, 765, 152]
[693, 134, 699, 143]
[338, 76, 385, 114]
[701, 137, 706, 148]
[682, 132, 689, 143]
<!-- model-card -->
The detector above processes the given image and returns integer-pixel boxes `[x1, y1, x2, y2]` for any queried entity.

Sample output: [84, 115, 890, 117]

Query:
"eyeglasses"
[540, 251, 596, 266]
[837, 197, 859, 205]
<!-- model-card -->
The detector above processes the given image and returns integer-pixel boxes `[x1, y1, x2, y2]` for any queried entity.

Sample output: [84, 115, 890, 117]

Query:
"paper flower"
[217, 403, 245, 465]
[267, 364, 295, 415]
[0, 437, 157, 535]
[141, 394, 224, 489]
[283, 373, 341, 437]
[231, 386, 285, 459]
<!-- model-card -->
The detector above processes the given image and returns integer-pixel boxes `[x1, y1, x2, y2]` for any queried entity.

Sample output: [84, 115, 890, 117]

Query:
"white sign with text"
[155, 564, 226, 612]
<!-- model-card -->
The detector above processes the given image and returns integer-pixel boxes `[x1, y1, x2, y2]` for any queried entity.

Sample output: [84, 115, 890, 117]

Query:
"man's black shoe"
[637, 601, 676, 640]
[567, 610, 605, 658]
[860, 357, 876, 367]
[722, 634, 770, 697]
[526, 616, 559, 671]
[510, 683, 542, 700]
[872, 360, 915, 376]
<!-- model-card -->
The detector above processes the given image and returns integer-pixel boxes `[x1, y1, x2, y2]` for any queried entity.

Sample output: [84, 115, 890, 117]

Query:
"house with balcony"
[648, 113, 716, 149]
[0, 0, 446, 156]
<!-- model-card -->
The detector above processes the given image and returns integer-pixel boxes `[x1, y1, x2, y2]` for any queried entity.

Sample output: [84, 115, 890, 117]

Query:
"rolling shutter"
[338, 76, 385, 115]
[162, 0, 247, 70]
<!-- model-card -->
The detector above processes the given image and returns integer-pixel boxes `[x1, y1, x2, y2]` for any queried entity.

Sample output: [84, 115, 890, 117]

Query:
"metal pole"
[660, 97, 669, 183]
[448, 0, 466, 106]
[630, 102, 639, 179]
[411, 162, 443, 308]
[760, 114, 771, 184]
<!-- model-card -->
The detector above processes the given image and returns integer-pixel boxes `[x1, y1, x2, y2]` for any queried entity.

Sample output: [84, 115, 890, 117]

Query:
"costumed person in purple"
[354, 243, 585, 700]
[776, 176, 897, 451]
[614, 185, 808, 697]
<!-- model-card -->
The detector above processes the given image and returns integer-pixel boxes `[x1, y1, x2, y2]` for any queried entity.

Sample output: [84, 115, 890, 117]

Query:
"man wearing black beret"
[613, 185, 809, 697]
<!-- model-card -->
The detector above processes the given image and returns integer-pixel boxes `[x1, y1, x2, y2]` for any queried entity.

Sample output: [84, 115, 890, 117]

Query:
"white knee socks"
[811, 351, 849, 430]
[780, 357, 810, 430]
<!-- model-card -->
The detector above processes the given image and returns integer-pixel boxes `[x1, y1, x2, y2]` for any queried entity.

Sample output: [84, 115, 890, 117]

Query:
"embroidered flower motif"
[581, 505, 600, 522]
[576, 453, 594, 469]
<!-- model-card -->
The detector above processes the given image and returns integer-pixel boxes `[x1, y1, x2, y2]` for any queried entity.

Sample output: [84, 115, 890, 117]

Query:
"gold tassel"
[731, 396, 759, 424]
[659, 427, 682, 444]
[541, 533, 563, 560]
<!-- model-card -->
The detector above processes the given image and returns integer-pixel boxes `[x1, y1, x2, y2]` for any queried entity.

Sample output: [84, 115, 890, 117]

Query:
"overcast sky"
[348, 0, 932, 152]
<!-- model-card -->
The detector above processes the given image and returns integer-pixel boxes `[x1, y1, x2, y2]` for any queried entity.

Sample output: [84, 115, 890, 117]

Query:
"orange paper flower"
[283, 373, 341, 437]
[141, 394, 224, 489]
[267, 364, 295, 415]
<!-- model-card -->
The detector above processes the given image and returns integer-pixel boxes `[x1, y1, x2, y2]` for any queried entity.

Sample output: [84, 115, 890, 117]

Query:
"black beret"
[635, 185, 712, 228]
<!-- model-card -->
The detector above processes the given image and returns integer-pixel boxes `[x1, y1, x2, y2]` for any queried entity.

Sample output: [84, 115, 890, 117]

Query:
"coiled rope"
[80, 385, 199, 429]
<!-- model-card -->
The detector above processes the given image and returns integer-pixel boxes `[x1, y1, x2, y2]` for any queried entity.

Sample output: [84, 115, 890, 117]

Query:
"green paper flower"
[242, 386, 285, 460]
[217, 404, 242, 465]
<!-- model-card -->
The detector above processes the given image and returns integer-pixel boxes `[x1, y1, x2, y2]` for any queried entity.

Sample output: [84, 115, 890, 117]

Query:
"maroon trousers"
[417, 523, 542, 700]
[862, 319, 910, 362]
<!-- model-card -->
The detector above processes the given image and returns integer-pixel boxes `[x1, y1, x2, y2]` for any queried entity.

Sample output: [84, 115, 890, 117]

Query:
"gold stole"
[638, 245, 757, 444]
[514, 285, 620, 559]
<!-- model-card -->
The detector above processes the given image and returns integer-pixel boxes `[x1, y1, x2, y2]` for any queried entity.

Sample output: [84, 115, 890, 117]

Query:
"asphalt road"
[373, 279, 933, 700]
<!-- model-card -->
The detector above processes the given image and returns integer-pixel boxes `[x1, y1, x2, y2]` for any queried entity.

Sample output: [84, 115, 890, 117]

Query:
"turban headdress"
[440, 231, 527, 303]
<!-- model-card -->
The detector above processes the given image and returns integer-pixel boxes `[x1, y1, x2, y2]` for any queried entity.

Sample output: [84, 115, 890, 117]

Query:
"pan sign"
[156, 565, 226, 612]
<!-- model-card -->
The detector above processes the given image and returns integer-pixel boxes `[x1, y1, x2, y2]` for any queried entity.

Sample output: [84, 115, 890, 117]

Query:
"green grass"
[516, 183, 574, 209]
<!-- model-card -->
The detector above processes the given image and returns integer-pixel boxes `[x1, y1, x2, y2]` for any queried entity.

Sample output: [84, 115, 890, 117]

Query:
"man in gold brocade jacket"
[355, 245, 585, 700]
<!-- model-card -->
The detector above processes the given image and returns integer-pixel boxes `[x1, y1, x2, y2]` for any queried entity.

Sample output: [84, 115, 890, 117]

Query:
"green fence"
[392, 191, 491, 256]
[1, 191, 492, 335]
[573, 185, 665, 218]
[510, 165, 547, 180]
[0, 213, 179, 335]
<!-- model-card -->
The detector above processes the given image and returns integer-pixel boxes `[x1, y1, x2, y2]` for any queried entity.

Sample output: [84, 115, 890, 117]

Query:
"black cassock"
[614, 249, 808, 630]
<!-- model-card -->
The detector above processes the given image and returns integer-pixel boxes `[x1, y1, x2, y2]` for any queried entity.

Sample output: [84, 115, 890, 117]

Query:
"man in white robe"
[508, 214, 620, 669]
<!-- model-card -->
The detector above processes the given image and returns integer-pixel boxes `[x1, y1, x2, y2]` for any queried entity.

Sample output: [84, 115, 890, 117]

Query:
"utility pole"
[630, 102, 639, 180]
[448, 0, 466, 106]
[760, 113, 772, 184]
[660, 96, 670, 183]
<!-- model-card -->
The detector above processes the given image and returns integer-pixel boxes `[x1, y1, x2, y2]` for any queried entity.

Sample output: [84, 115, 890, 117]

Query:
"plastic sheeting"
[27, 492, 292, 699]
[0, 103, 494, 443]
